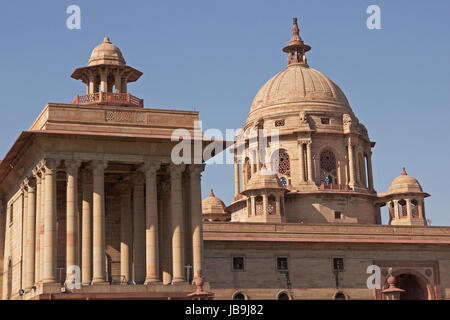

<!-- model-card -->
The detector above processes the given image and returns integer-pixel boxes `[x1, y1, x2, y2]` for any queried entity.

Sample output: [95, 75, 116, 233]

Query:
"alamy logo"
[366, 5, 381, 30]
[366, 265, 381, 289]
[66, 5, 81, 30]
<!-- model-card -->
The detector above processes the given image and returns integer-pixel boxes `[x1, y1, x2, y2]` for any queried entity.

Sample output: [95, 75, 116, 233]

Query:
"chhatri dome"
[202, 190, 230, 222]
[388, 167, 424, 194]
[88, 37, 126, 66]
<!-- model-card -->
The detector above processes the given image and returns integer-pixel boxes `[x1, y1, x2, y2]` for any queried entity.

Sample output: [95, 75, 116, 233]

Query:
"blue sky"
[0, 1, 449, 225]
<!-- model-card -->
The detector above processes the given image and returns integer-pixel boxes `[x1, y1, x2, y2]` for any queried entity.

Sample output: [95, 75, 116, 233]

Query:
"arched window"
[271, 149, 291, 177]
[320, 150, 337, 185]
[389, 202, 395, 220]
[334, 292, 346, 300]
[268, 195, 276, 215]
[255, 196, 263, 215]
[233, 292, 246, 300]
[398, 199, 407, 217]
[277, 292, 290, 300]
[245, 157, 251, 181]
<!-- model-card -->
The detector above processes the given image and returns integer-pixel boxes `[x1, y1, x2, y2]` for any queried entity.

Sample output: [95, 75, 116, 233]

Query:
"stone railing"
[72, 92, 144, 107]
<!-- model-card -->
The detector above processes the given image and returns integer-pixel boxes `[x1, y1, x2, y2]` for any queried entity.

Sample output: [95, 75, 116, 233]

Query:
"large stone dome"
[249, 63, 351, 116]
[88, 37, 126, 66]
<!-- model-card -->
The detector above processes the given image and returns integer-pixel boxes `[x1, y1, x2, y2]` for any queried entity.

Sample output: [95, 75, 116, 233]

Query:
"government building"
[1, 18, 449, 300]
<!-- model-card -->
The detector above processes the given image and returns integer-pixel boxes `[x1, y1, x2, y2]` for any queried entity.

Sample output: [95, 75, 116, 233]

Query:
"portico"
[0, 37, 214, 300]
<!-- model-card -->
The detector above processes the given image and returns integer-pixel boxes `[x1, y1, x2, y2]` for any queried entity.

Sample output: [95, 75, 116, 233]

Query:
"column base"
[171, 278, 186, 284]
[90, 279, 110, 286]
[144, 278, 162, 285]
[41, 278, 58, 284]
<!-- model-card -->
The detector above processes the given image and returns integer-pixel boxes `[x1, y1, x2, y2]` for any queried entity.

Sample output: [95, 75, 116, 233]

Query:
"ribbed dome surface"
[88, 37, 126, 66]
[202, 190, 227, 215]
[246, 167, 283, 190]
[250, 63, 350, 114]
[388, 168, 423, 194]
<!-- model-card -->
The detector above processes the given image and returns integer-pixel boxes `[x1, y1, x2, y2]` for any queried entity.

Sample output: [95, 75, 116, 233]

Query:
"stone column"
[306, 141, 313, 183]
[39, 170, 45, 282]
[65, 160, 81, 281]
[121, 75, 128, 93]
[189, 164, 204, 283]
[119, 180, 132, 284]
[406, 199, 412, 218]
[419, 200, 425, 219]
[81, 169, 92, 285]
[88, 72, 95, 94]
[42, 159, 59, 283]
[114, 70, 122, 94]
[250, 196, 256, 216]
[298, 142, 305, 183]
[367, 152, 374, 190]
[393, 200, 399, 220]
[234, 157, 240, 197]
[347, 141, 356, 187]
[144, 161, 161, 284]
[33, 169, 42, 283]
[91, 160, 108, 284]
[24, 178, 36, 289]
[262, 194, 268, 216]
[169, 164, 186, 283]
[160, 180, 172, 285]
[21, 183, 28, 290]
[100, 69, 108, 93]
[132, 170, 145, 284]
[275, 195, 281, 216]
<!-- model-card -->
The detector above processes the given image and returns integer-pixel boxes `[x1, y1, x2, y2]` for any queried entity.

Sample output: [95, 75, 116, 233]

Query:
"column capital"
[298, 139, 311, 145]
[143, 160, 161, 175]
[159, 179, 171, 194]
[80, 168, 93, 181]
[119, 179, 131, 194]
[41, 158, 61, 173]
[24, 177, 36, 192]
[131, 170, 145, 185]
[91, 160, 108, 172]
[169, 163, 186, 179]
[32, 166, 42, 179]
[188, 164, 205, 177]
[65, 160, 82, 174]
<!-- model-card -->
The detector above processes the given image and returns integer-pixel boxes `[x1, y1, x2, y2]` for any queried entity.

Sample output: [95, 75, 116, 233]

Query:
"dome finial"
[401, 167, 407, 176]
[103, 37, 111, 43]
[209, 189, 215, 197]
[282, 17, 311, 67]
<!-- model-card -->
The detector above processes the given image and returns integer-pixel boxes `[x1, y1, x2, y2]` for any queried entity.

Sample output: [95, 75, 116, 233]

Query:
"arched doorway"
[395, 273, 428, 300]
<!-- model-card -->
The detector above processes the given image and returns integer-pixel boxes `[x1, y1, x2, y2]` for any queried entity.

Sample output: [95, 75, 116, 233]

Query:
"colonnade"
[18, 158, 204, 290]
